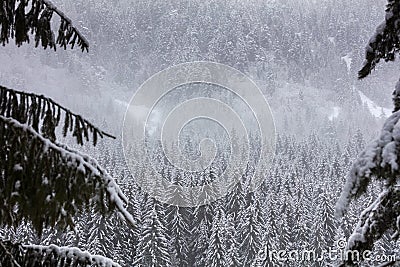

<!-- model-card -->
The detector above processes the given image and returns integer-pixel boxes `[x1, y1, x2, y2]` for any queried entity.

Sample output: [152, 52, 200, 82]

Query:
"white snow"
[341, 54, 352, 73]
[358, 90, 392, 118]
[346, 189, 391, 250]
[14, 180, 21, 190]
[114, 99, 129, 110]
[23, 244, 121, 267]
[328, 106, 340, 121]
[336, 110, 400, 218]
[0, 115, 136, 227]
[13, 164, 23, 171]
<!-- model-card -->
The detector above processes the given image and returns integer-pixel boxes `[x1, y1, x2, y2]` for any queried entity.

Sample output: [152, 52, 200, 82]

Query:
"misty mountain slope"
[0, 45, 131, 131]
[0, 0, 391, 136]
[2, 0, 400, 265]
[358, 89, 392, 118]
[0, 43, 388, 148]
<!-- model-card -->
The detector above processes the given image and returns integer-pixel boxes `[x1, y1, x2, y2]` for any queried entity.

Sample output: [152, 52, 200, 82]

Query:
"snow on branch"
[0, 0, 89, 51]
[0, 115, 135, 234]
[0, 240, 121, 267]
[358, 0, 400, 79]
[336, 110, 400, 218]
[41, 0, 89, 51]
[0, 85, 115, 145]
[24, 243, 121, 267]
[376, 260, 399, 267]
[340, 187, 400, 266]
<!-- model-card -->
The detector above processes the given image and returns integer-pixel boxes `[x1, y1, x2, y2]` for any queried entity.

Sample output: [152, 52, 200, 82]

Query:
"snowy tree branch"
[348, 188, 400, 250]
[358, 0, 400, 79]
[0, 85, 116, 144]
[339, 187, 400, 266]
[336, 110, 400, 217]
[0, 115, 135, 234]
[41, 0, 89, 50]
[0, 239, 121, 267]
[0, 240, 21, 267]
[336, 111, 400, 266]
[23, 244, 121, 267]
[0, 0, 89, 51]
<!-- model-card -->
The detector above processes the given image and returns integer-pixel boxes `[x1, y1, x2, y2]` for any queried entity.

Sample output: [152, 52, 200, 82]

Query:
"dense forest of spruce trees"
[2, 131, 391, 266]
[1, 0, 399, 266]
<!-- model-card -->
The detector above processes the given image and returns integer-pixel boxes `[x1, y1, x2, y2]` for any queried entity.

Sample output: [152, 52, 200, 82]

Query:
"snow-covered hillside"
[358, 89, 392, 118]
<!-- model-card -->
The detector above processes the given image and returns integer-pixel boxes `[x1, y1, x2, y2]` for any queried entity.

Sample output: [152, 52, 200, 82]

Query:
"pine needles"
[0, 85, 115, 146]
[0, 0, 89, 51]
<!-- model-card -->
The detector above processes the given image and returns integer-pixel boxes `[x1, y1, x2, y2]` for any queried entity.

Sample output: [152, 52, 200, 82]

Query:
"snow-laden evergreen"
[2, 0, 399, 266]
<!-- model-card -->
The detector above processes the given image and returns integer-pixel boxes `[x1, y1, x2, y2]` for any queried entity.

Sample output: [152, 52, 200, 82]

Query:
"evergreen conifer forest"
[1, 0, 400, 266]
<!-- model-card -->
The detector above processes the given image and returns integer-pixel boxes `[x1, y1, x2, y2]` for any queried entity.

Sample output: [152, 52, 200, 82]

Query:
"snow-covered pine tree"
[315, 188, 337, 247]
[291, 189, 312, 253]
[274, 195, 291, 252]
[227, 175, 246, 223]
[134, 196, 171, 267]
[204, 200, 227, 267]
[190, 203, 214, 267]
[166, 205, 191, 266]
[225, 214, 242, 267]
[117, 179, 143, 265]
[312, 188, 337, 266]
[336, 1, 400, 265]
[85, 212, 117, 259]
[0, 1, 135, 265]
[239, 192, 265, 266]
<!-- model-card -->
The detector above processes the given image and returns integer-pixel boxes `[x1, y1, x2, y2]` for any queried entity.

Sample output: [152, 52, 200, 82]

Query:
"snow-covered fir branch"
[0, 115, 136, 231]
[24, 243, 121, 267]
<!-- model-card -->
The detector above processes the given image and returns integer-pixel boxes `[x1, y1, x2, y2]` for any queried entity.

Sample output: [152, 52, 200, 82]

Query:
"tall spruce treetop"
[0, 0, 135, 266]
[336, 0, 400, 266]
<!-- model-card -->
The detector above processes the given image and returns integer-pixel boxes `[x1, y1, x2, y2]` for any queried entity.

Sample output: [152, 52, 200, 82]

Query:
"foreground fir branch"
[0, 0, 89, 51]
[347, 187, 400, 253]
[336, 109, 400, 216]
[0, 85, 115, 145]
[358, 0, 400, 79]
[336, 1, 400, 265]
[0, 115, 135, 234]
[0, 240, 121, 267]
[0, 0, 134, 265]
[336, 107, 400, 266]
